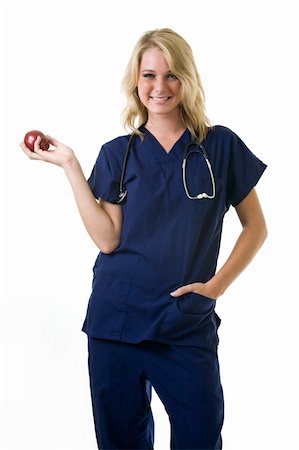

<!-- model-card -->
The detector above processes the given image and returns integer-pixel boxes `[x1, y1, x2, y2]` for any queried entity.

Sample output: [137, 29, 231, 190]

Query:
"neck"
[145, 113, 185, 136]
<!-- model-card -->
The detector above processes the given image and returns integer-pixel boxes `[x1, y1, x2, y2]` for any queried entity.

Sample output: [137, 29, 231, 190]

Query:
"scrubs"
[88, 338, 224, 449]
[82, 125, 267, 449]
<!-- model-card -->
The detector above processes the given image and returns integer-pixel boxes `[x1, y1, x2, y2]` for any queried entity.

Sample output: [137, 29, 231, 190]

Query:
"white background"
[1, 0, 298, 449]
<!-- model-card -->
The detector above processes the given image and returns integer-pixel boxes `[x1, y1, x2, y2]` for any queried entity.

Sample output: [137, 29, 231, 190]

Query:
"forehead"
[140, 47, 170, 71]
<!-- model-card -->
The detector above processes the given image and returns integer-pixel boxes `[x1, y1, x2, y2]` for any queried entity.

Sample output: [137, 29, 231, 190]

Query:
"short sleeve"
[226, 131, 267, 207]
[87, 145, 120, 204]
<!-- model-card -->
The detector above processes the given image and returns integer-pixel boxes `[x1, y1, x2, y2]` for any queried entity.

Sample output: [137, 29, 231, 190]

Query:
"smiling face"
[137, 47, 182, 121]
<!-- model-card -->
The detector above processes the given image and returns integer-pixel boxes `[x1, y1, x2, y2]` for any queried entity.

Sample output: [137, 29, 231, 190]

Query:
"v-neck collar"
[140, 126, 191, 162]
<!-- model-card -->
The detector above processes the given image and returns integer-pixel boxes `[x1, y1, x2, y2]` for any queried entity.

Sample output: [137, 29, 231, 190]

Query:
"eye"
[167, 73, 178, 80]
[143, 73, 155, 79]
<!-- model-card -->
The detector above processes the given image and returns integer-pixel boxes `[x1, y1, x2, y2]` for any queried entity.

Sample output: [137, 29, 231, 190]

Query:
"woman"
[20, 28, 267, 450]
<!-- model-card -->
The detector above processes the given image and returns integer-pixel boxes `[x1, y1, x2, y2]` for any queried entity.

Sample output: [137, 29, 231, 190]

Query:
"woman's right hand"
[20, 134, 76, 169]
[20, 132, 122, 253]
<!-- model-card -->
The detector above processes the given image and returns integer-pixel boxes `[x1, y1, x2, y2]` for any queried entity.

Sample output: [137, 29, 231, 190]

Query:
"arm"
[20, 135, 122, 254]
[170, 188, 268, 299]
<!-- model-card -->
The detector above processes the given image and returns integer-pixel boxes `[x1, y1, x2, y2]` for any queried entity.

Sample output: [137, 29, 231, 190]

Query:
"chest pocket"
[182, 176, 223, 223]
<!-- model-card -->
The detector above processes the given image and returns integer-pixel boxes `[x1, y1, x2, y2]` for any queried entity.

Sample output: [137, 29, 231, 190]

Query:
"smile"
[150, 96, 171, 103]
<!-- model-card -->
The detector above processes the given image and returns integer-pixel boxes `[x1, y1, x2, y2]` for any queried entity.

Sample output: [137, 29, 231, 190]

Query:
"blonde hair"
[121, 28, 212, 142]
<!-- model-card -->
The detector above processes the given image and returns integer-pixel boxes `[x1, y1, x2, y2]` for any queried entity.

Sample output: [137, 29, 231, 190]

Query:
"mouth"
[150, 96, 171, 103]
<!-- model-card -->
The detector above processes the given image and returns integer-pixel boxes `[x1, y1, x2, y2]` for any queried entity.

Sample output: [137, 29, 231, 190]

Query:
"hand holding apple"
[20, 132, 77, 169]
[24, 130, 50, 152]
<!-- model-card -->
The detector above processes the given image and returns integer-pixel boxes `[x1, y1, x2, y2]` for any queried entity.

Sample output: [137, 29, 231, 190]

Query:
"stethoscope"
[117, 132, 216, 204]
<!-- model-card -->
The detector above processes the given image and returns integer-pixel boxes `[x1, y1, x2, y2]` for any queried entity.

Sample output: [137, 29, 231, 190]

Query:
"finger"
[34, 135, 50, 157]
[46, 135, 60, 147]
[170, 283, 197, 297]
[33, 135, 42, 153]
[19, 141, 43, 160]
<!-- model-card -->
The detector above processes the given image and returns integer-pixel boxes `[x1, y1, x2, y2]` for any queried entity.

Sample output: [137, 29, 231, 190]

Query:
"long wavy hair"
[121, 28, 212, 142]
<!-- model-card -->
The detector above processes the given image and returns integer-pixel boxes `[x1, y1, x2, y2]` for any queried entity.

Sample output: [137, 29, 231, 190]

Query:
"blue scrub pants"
[88, 337, 224, 450]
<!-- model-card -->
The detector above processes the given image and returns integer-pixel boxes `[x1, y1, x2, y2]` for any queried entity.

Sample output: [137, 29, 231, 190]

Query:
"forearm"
[20, 135, 120, 253]
[207, 223, 268, 298]
[63, 158, 120, 253]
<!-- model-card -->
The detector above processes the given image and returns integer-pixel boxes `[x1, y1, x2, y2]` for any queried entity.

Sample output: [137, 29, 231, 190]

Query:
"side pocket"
[176, 292, 216, 316]
[83, 269, 131, 339]
[157, 293, 217, 342]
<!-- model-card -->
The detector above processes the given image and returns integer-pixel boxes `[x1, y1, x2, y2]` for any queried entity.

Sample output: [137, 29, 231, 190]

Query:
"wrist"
[205, 275, 226, 299]
[63, 155, 80, 173]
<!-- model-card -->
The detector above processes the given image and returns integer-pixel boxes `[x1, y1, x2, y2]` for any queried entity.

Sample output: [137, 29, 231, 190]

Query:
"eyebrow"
[141, 69, 172, 73]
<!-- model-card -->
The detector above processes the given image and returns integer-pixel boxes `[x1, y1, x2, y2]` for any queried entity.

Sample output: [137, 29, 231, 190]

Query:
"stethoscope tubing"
[117, 133, 215, 204]
[117, 133, 134, 203]
[182, 142, 216, 200]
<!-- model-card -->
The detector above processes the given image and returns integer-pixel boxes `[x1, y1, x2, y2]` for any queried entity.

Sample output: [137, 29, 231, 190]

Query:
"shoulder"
[102, 134, 131, 152]
[205, 125, 251, 156]
[206, 125, 239, 142]
[98, 134, 131, 165]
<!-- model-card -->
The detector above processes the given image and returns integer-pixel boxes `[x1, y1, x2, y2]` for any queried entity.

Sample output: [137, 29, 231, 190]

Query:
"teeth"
[150, 96, 170, 103]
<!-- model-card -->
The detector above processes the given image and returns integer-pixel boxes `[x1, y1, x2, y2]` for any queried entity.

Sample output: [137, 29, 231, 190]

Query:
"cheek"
[137, 80, 144, 94]
[174, 82, 182, 95]
[137, 82, 150, 99]
[136, 86, 148, 107]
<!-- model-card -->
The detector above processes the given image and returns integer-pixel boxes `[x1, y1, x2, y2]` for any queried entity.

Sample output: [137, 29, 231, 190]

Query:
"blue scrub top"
[82, 125, 267, 348]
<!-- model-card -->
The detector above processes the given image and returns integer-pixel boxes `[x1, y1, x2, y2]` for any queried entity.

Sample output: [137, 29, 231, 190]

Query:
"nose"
[154, 76, 167, 93]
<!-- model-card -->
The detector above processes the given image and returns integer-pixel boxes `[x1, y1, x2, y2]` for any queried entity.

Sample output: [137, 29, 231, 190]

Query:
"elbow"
[253, 220, 268, 248]
[259, 214, 268, 243]
[98, 238, 120, 254]
[243, 219, 268, 248]
[101, 247, 117, 255]
[261, 223, 268, 245]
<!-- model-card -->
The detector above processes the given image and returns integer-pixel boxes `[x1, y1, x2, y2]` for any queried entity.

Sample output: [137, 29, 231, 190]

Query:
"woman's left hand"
[170, 281, 220, 300]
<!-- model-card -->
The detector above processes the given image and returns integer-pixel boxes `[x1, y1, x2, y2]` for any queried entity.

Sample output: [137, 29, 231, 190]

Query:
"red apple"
[24, 130, 50, 152]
